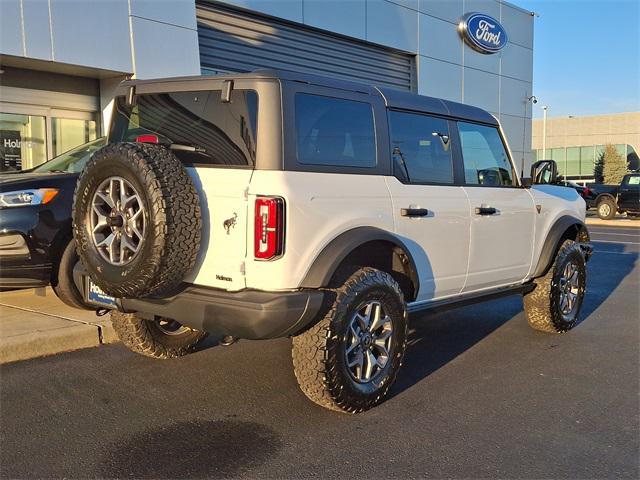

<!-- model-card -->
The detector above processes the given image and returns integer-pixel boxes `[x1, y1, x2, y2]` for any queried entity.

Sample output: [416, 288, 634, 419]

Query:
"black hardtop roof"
[122, 69, 498, 126]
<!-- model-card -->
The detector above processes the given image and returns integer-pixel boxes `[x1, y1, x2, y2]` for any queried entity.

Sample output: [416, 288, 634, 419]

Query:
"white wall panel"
[419, 13, 462, 64]
[366, 0, 418, 52]
[50, 0, 132, 72]
[131, 17, 201, 79]
[501, 2, 533, 49]
[304, 0, 366, 39]
[418, 55, 463, 102]
[500, 41, 533, 82]
[500, 75, 532, 117]
[130, 0, 198, 29]
[463, 42, 500, 74]
[464, 67, 499, 112]
[463, 0, 500, 19]
[418, 0, 463, 23]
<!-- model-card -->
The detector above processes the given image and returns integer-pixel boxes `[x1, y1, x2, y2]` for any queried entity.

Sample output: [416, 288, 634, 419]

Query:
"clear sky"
[516, 0, 639, 118]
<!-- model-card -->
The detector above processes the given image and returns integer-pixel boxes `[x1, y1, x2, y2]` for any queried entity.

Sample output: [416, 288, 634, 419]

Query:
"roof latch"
[221, 80, 234, 103]
[126, 85, 136, 106]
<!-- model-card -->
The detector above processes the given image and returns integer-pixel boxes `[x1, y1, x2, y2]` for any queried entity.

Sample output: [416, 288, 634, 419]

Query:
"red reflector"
[135, 134, 159, 143]
[254, 197, 285, 260]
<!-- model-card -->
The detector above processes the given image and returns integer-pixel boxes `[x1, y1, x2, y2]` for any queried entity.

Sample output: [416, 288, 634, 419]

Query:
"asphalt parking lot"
[1, 225, 638, 479]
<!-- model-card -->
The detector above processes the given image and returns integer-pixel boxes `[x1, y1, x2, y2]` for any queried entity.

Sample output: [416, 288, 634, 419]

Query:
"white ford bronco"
[73, 70, 592, 413]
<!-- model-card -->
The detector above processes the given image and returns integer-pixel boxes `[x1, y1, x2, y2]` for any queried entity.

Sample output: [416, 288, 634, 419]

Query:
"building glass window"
[550, 148, 566, 175]
[0, 113, 47, 171]
[52, 118, 98, 156]
[458, 122, 514, 186]
[580, 145, 595, 176]
[566, 147, 580, 176]
[295, 93, 376, 168]
[389, 111, 453, 184]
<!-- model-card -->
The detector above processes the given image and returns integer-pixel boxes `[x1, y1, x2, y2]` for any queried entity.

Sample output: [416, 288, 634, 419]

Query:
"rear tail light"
[254, 197, 285, 260]
[135, 134, 159, 143]
[582, 186, 591, 197]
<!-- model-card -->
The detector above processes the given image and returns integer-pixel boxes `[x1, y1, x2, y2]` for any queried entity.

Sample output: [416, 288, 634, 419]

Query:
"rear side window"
[389, 111, 453, 184]
[295, 93, 376, 168]
[110, 90, 258, 166]
[624, 175, 640, 185]
[458, 122, 514, 186]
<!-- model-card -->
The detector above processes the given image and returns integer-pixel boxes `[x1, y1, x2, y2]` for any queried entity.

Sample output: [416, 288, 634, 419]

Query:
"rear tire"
[51, 240, 92, 310]
[596, 197, 616, 220]
[523, 240, 586, 333]
[110, 311, 207, 359]
[292, 268, 408, 413]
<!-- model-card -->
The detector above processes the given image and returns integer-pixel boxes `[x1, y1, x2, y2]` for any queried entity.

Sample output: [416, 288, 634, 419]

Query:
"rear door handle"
[475, 206, 497, 215]
[401, 208, 429, 217]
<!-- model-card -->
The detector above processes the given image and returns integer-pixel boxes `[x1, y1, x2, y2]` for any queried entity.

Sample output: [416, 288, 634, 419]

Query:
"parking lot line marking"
[592, 240, 640, 245]
[593, 250, 639, 255]
[590, 232, 640, 237]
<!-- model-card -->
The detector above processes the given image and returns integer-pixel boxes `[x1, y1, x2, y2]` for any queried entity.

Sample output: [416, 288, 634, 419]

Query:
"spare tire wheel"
[73, 142, 201, 298]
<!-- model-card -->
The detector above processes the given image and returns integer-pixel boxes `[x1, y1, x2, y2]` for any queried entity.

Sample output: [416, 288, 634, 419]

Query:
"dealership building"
[532, 112, 640, 183]
[1, 0, 534, 172]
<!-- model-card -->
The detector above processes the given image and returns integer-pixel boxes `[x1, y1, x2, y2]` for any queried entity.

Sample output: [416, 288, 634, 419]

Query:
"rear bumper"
[123, 286, 325, 339]
[73, 266, 324, 339]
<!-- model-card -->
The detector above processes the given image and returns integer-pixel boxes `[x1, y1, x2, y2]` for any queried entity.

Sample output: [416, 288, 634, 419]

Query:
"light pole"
[542, 105, 548, 159]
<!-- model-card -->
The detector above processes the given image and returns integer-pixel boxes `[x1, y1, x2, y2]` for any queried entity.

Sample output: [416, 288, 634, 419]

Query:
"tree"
[596, 144, 629, 184]
[593, 151, 605, 183]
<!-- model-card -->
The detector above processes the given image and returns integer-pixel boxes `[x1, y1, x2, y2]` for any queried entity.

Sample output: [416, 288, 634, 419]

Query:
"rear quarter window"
[295, 93, 376, 168]
[110, 90, 258, 166]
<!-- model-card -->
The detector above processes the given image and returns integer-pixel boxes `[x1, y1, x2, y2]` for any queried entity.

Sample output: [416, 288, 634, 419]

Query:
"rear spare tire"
[73, 142, 201, 298]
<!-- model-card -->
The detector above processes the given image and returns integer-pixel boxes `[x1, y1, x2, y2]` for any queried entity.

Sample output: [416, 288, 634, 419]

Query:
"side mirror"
[531, 160, 558, 185]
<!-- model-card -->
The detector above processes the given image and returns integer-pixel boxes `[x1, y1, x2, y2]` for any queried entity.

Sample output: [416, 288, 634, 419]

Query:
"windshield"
[33, 137, 106, 173]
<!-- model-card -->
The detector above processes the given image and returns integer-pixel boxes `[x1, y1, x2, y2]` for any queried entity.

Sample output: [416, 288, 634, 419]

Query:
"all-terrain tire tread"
[523, 239, 586, 333]
[73, 143, 201, 298]
[110, 311, 207, 359]
[292, 267, 407, 414]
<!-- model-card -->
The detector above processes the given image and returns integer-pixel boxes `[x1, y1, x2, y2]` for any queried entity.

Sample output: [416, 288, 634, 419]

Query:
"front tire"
[597, 197, 616, 220]
[523, 240, 586, 333]
[292, 268, 408, 413]
[110, 311, 207, 359]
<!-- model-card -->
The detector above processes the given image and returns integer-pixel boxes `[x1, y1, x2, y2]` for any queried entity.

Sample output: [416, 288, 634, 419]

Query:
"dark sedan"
[0, 138, 106, 307]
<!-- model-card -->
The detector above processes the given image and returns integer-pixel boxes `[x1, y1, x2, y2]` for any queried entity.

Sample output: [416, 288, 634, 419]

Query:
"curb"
[0, 288, 120, 365]
[586, 217, 640, 228]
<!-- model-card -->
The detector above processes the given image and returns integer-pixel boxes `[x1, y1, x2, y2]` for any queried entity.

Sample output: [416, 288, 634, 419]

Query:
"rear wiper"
[169, 143, 207, 153]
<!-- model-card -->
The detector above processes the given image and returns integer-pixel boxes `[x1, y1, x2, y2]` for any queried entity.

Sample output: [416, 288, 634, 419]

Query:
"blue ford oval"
[460, 13, 508, 54]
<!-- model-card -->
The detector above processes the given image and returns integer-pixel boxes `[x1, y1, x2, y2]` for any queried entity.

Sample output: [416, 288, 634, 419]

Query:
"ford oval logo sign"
[459, 13, 508, 54]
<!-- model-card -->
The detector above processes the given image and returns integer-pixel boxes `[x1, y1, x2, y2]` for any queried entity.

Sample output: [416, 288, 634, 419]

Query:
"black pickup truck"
[584, 173, 640, 219]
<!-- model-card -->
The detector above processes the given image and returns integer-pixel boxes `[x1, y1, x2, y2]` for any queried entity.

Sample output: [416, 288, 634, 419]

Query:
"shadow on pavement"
[390, 295, 523, 399]
[98, 419, 282, 479]
[581, 242, 638, 319]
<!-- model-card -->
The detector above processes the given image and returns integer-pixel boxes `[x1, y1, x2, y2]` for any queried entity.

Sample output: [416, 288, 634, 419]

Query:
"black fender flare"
[300, 226, 419, 298]
[595, 193, 616, 205]
[532, 215, 589, 278]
